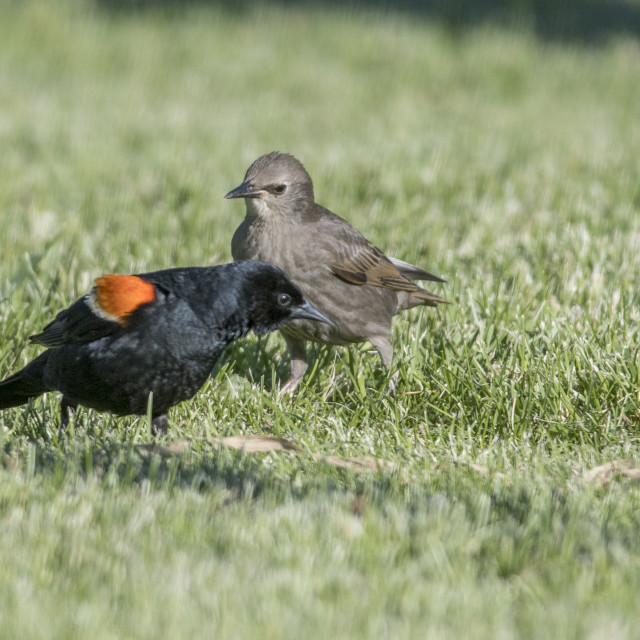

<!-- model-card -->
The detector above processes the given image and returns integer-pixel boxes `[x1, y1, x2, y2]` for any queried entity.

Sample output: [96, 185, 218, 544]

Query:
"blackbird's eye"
[277, 293, 291, 307]
[273, 184, 287, 195]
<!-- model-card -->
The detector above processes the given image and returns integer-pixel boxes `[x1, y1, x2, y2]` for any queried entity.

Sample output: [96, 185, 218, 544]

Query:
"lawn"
[1, 1, 640, 638]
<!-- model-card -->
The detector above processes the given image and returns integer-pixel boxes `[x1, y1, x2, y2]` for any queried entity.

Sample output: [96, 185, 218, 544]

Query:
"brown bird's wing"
[319, 217, 449, 306]
[387, 256, 446, 283]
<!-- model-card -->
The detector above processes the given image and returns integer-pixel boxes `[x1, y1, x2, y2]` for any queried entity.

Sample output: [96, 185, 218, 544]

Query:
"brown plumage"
[226, 152, 448, 393]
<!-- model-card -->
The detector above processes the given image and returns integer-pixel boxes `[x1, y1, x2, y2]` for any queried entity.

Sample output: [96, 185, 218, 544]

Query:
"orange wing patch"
[92, 275, 156, 325]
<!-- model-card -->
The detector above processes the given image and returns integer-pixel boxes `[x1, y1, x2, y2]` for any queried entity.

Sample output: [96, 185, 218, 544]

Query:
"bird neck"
[244, 194, 313, 223]
[244, 198, 271, 220]
[206, 316, 251, 344]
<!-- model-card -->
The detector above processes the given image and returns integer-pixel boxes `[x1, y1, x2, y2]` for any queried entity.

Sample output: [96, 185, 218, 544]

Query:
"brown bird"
[226, 152, 448, 393]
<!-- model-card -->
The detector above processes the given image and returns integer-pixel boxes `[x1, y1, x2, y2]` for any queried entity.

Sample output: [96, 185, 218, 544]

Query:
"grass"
[2, 1, 640, 637]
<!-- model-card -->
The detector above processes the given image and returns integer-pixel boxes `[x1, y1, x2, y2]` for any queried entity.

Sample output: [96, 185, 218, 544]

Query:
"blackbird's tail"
[0, 352, 51, 409]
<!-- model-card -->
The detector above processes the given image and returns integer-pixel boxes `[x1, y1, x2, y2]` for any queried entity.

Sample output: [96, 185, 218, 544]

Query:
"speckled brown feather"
[330, 246, 447, 306]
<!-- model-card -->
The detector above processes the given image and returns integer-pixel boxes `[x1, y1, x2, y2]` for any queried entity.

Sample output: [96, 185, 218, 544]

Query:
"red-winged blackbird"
[226, 152, 448, 393]
[0, 260, 331, 433]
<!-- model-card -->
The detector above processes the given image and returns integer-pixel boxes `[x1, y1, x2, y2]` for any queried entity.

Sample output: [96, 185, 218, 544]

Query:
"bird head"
[236, 260, 332, 335]
[225, 152, 314, 219]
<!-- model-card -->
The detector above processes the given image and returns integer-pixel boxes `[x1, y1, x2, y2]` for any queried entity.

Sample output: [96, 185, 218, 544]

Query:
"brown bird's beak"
[225, 181, 264, 199]
[289, 299, 334, 326]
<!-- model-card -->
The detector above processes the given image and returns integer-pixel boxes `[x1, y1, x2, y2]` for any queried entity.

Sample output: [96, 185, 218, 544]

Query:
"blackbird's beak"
[290, 300, 334, 326]
[225, 181, 263, 199]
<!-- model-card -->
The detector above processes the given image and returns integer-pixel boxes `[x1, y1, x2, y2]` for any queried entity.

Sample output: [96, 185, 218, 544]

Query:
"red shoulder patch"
[93, 275, 156, 324]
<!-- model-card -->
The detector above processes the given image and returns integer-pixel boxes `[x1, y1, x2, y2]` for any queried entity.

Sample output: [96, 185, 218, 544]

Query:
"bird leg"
[368, 335, 398, 392]
[58, 396, 78, 439]
[279, 334, 309, 396]
[151, 414, 169, 436]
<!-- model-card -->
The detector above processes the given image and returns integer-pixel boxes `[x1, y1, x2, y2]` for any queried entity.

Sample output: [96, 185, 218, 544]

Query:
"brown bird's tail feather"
[0, 352, 51, 409]
[397, 286, 451, 312]
[388, 257, 446, 283]
[411, 287, 451, 307]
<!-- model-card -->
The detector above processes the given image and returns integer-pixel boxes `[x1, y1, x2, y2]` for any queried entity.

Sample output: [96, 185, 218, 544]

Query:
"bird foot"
[278, 376, 301, 397]
[151, 415, 169, 436]
[387, 370, 399, 394]
[57, 400, 77, 441]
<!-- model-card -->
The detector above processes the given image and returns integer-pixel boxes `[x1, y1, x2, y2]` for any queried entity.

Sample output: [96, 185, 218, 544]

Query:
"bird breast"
[232, 214, 289, 262]
[232, 215, 398, 341]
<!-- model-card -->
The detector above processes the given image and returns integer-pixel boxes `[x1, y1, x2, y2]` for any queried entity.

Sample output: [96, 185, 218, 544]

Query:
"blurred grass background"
[1, 1, 640, 638]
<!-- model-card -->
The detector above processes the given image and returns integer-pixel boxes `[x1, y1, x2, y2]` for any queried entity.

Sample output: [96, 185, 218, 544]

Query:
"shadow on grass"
[221, 336, 347, 395]
[95, 0, 640, 44]
[2, 436, 408, 506]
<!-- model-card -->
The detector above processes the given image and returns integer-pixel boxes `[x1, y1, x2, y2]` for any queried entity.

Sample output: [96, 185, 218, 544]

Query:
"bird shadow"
[218, 335, 287, 393]
[1, 434, 398, 503]
[2, 435, 530, 526]
[220, 334, 342, 394]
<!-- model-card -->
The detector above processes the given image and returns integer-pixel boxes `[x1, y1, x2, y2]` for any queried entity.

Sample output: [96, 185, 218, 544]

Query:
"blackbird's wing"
[30, 297, 120, 347]
[30, 275, 160, 347]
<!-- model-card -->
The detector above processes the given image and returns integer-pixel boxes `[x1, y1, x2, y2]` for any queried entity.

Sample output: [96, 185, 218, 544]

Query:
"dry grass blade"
[315, 454, 399, 474]
[456, 462, 512, 484]
[138, 439, 192, 455]
[137, 437, 511, 481]
[215, 436, 400, 475]
[210, 435, 303, 453]
[139, 435, 400, 475]
[583, 460, 638, 486]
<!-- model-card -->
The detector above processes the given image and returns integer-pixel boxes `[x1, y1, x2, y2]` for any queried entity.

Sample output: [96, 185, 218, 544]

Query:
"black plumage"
[0, 260, 331, 433]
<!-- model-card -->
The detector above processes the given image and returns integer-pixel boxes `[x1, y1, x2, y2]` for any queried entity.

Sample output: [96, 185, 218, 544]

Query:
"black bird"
[227, 152, 448, 393]
[0, 260, 331, 433]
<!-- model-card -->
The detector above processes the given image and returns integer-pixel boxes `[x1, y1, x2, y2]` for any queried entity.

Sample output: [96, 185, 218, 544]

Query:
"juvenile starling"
[226, 152, 448, 393]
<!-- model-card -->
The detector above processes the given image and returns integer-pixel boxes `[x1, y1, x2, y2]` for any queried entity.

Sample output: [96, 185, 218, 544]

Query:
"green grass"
[2, 1, 640, 638]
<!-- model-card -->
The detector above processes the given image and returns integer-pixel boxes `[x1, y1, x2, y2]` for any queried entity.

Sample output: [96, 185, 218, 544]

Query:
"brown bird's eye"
[278, 293, 291, 307]
[273, 184, 286, 195]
